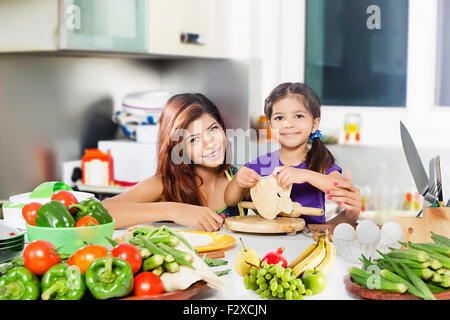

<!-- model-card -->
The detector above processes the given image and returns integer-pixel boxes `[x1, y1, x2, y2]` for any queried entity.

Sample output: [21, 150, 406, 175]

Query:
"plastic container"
[26, 220, 115, 254]
[2, 182, 94, 230]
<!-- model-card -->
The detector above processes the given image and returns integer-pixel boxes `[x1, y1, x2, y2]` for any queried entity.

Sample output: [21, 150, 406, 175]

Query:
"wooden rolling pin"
[239, 201, 323, 217]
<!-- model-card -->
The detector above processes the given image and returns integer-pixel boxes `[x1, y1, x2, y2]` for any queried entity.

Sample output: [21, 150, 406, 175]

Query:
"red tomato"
[133, 272, 165, 296]
[67, 244, 109, 274]
[21, 202, 42, 226]
[23, 240, 61, 275]
[75, 216, 99, 227]
[111, 243, 142, 274]
[51, 191, 78, 213]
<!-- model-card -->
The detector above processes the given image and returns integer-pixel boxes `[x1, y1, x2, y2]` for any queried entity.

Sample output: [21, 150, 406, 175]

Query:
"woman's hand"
[235, 166, 261, 189]
[272, 166, 309, 189]
[327, 172, 361, 222]
[170, 204, 224, 232]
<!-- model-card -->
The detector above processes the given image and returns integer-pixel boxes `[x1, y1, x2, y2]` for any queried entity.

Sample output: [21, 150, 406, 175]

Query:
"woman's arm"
[102, 176, 223, 230]
[272, 167, 361, 224]
[273, 167, 350, 193]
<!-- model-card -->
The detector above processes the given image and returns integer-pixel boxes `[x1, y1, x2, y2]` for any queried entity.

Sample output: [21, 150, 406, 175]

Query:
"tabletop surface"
[113, 221, 361, 300]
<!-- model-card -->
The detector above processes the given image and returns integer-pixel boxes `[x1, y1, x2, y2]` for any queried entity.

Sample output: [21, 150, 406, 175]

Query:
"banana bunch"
[288, 236, 336, 278]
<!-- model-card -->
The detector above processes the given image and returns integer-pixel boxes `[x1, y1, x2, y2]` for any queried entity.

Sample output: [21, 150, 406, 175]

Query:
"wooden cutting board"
[224, 215, 305, 234]
[394, 207, 450, 243]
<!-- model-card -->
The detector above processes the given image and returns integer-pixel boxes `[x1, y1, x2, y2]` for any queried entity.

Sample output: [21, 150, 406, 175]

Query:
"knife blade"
[400, 121, 430, 197]
[434, 156, 443, 203]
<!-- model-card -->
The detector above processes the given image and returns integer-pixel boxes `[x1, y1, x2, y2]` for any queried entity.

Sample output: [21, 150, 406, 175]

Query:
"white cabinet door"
[0, 0, 59, 52]
[147, 0, 230, 58]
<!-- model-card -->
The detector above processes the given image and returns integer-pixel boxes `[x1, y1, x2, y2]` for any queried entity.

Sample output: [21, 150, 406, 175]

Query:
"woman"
[102, 93, 244, 231]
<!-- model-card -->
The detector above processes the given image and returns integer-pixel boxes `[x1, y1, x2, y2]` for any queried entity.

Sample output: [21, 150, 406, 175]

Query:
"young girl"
[102, 93, 245, 231]
[224, 82, 361, 225]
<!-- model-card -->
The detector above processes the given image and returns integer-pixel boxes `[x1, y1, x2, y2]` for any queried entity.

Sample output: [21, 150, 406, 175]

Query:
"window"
[435, 0, 450, 106]
[305, 0, 409, 107]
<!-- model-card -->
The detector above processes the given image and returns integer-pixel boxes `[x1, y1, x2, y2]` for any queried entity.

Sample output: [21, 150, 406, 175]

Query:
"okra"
[160, 226, 195, 252]
[427, 252, 450, 269]
[431, 273, 450, 288]
[139, 248, 152, 260]
[400, 263, 436, 300]
[167, 236, 180, 247]
[141, 238, 170, 257]
[183, 252, 194, 264]
[349, 268, 408, 293]
[401, 241, 450, 268]
[143, 254, 165, 271]
[387, 248, 429, 263]
[164, 254, 175, 263]
[431, 231, 450, 247]
[428, 259, 442, 270]
[376, 251, 408, 279]
[163, 261, 180, 273]
[157, 242, 195, 269]
[380, 269, 426, 299]
[426, 282, 447, 293]
[151, 265, 164, 277]
[411, 243, 450, 257]
[437, 268, 450, 276]
[410, 268, 434, 281]
[105, 236, 120, 247]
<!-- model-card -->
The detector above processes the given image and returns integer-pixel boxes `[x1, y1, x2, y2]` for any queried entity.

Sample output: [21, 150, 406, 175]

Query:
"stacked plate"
[0, 223, 25, 263]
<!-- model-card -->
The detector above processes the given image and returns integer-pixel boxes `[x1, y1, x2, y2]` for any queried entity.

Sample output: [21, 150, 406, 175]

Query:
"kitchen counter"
[113, 221, 361, 300]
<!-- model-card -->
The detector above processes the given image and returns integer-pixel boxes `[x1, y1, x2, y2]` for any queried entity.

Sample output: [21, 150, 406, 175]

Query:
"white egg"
[356, 220, 381, 244]
[380, 221, 404, 245]
[333, 223, 356, 241]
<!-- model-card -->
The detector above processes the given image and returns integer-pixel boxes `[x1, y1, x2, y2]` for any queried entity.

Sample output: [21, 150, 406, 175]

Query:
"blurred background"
[0, 0, 449, 223]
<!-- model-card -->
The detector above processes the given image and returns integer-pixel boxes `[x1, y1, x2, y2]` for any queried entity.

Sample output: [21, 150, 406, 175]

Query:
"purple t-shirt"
[244, 149, 342, 225]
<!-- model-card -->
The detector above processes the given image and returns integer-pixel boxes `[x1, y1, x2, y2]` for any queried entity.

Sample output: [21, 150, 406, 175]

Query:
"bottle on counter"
[257, 115, 271, 141]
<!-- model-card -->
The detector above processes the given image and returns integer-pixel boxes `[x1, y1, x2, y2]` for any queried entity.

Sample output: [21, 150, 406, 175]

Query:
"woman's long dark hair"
[264, 82, 335, 174]
[156, 93, 231, 206]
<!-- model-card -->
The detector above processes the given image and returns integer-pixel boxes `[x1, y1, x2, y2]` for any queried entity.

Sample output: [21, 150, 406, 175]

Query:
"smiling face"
[269, 95, 320, 149]
[184, 113, 226, 168]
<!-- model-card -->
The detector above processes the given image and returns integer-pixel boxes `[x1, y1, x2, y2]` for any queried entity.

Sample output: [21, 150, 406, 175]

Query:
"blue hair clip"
[309, 130, 322, 142]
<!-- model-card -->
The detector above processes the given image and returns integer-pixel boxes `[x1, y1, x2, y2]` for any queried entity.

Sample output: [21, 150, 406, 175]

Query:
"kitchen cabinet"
[147, 0, 231, 58]
[0, 0, 230, 58]
[0, 0, 147, 53]
[60, 0, 148, 53]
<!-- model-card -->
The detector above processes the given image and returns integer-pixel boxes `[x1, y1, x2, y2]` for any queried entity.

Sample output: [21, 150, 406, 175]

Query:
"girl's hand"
[235, 166, 261, 189]
[326, 180, 361, 222]
[171, 204, 224, 232]
[272, 166, 308, 189]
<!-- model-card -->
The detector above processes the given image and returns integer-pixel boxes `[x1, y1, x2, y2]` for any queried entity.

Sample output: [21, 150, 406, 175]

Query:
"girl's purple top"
[244, 149, 342, 225]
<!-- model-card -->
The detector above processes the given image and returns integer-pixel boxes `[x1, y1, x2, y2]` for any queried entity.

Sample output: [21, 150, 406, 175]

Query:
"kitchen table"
[113, 221, 361, 300]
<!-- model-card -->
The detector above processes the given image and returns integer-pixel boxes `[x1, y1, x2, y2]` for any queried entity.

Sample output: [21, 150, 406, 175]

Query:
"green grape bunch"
[243, 261, 312, 300]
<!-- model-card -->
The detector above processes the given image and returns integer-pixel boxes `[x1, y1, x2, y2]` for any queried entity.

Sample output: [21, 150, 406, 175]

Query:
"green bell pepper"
[41, 264, 86, 300]
[69, 198, 113, 225]
[85, 255, 133, 300]
[35, 200, 76, 228]
[0, 267, 40, 300]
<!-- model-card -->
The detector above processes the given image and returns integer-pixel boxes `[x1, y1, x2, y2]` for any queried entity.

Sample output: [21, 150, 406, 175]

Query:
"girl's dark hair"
[264, 82, 335, 174]
[156, 93, 231, 206]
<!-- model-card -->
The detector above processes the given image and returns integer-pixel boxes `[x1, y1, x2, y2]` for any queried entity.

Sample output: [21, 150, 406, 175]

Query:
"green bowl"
[26, 220, 115, 254]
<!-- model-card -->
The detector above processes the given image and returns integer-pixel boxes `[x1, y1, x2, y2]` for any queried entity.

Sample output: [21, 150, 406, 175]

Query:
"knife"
[400, 121, 431, 199]
[434, 156, 443, 203]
